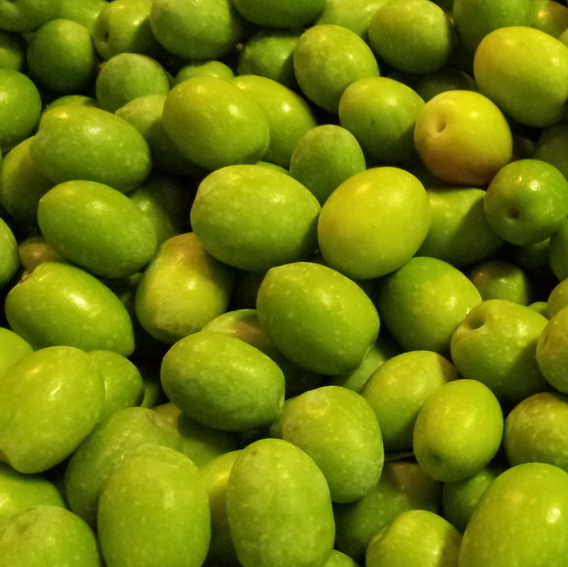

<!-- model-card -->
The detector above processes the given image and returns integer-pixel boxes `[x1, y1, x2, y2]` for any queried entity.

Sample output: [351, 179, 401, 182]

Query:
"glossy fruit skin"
[536, 305, 568, 393]
[232, 0, 325, 28]
[7, 4, 568, 567]
[232, 74, 317, 168]
[97, 445, 211, 567]
[134, 232, 234, 344]
[93, 0, 164, 60]
[29, 105, 152, 193]
[368, 0, 454, 74]
[442, 465, 503, 533]
[474, 26, 568, 128]
[0, 217, 18, 288]
[377, 256, 482, 354]
[414, 90, 513, 186]
[458, 463, 568, 567]
[162, 76, 270, 171]
[127, 171, 192, 244]
[322, 550, 359, 567]
[26, 18, 96, 94]
[0, 462, 66, 529]
[293, 24, 380, 114]
[116, 95, 201, 178]
[504, 392, 568, 473]
[289, 124, 367, 206]
[175, 60, 234, 83]
[202, 308, 301, 387]
[450, 299, 549, 405]
[150, 0, 244, 61]
[452, 0, 532, 53]
[413, 379, 504, 482]
[0, 346, 104, 473]
[237, 30, 300, 89]
[468, 260, 532, 305]
[415, 67, 478, 102]
[547, 278, 568, 317]
[538, 0, 568, 38]
[484, 159, 568, 245]
[154, 403, 238, 467]
[548, 218, 568, 280]
[64, 406, 181, 528]
[365, 509, 461, 567]
[0, 505, 101, 567]
[274, 385, 384, 503]
[89, 350, 144, 420]
[417, 186, 504, 268]
[226, 438, 335, 567]
[38, 180, 157, 279]
[6, 262, 135, 356]
[256, 261, 380, 375]
[199, 450, 241, 567]
[339, 77, 425, 164]
[0, 69, 42, 151]
[46, 93, 99, 110]
[318, 167, 431, 280]
[202, 308, 277, 356]
[362, 350, 458, 452]
[529, 300, 550, 318]
[334, 460, 442, 563]
[160, 331, 285, 432]
[191, 164, 320, 272]
[0, 0, 62, 33]
[0, 327, 32, 375]
[315, 0, 386, 37]
[58, 0, 107, 35]
[95, 52, 171, 113]
[0, 29, 26, 70]
[0, 137, 54, 227]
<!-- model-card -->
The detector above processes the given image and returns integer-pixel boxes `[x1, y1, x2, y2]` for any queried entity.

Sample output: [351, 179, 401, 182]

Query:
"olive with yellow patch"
[135, 232, 234, 344]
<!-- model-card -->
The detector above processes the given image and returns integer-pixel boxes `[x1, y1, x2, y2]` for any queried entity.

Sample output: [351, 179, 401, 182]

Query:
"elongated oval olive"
[29, 105, 151, 193]
[38, 180, 157, 279]
[5, 262, 135, 356]
[226, 438, 335, 567]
